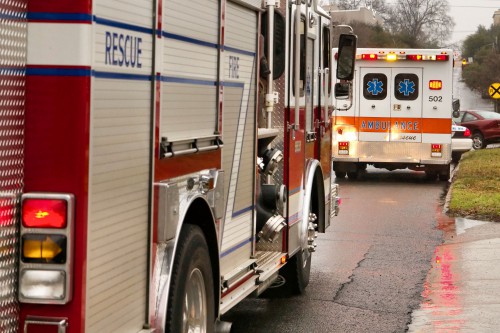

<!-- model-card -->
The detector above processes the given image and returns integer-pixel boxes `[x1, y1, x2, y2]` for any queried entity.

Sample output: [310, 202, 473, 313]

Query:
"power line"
[450, 6, 499, 8]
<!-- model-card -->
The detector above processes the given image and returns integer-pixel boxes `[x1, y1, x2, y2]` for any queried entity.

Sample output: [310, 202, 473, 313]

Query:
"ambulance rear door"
[390, 67, 423, 143]
[359, 67, 423, 143]
[358, 67, 391, 142]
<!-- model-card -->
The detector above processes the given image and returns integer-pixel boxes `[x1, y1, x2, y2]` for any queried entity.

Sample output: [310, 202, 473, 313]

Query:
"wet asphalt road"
[222, 169, 450, 333]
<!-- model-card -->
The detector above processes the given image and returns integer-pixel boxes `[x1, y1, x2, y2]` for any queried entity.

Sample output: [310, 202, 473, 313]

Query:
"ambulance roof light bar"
[357, 52, 449, 62]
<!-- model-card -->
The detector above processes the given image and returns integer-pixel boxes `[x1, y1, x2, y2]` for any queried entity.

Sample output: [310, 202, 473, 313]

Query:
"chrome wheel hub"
[183, 268, 207, 333]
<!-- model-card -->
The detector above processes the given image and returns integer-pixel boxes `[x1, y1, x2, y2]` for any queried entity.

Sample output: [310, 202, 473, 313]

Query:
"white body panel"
[28, 23, 92, 66]
[220, 1, 257, 277]
[86, 0, 153, 332]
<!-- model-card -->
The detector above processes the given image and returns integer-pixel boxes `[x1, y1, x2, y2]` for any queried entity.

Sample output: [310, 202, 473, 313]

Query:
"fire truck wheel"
[166, 224, 215, 333]
[280, 248, 311, 295]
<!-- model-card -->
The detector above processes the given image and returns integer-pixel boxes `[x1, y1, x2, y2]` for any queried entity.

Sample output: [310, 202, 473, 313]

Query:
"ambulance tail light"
[436, 54, 449, 61]
[338, 141, 349, 155]
[429, 80, 442, 90]
[431, 144, 442, 157]
[361, 54, 378, 60]
[406, 54, 422, 61]
[19, 193, 74, 304]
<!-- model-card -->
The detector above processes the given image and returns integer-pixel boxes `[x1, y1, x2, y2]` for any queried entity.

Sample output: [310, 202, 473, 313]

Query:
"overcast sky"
[447, 0, 500, 46]
[322, 0, 500, 48]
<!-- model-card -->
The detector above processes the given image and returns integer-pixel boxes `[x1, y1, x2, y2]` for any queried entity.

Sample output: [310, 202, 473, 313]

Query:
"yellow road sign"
[489, 83, 500, 99]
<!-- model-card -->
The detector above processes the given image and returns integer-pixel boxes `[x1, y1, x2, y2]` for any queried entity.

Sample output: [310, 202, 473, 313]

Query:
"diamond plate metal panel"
[0, 0, 27, 332]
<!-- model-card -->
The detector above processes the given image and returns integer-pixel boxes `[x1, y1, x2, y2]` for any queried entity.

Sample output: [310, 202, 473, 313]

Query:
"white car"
[451, 121, 473, 162]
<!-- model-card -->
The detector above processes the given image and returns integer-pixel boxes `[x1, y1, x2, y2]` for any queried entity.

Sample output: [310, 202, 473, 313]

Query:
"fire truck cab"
[332, 48, 454, 180]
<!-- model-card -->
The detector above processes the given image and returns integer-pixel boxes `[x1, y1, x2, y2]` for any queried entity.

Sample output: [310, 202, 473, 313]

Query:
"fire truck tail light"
[19, 269, 66, 301]
[22, 234, 66, 263]
[22, 198, 67, 228]
[431, 144, 442, 157]
[19, 193, 74, 304]
[429, 80, 442, 90]
[436, 54, 449, 61]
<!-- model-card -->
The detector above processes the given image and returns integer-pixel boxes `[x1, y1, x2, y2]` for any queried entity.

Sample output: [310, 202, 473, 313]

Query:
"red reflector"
[22, 199, 67, 228]
[334, 52, 338, 60]
[406, 54, 422, 61]
[464, 128, 471, 137]
[361, 54, 378, 60]
[436, 54, 449, 61]
[429, 80, 442, 90]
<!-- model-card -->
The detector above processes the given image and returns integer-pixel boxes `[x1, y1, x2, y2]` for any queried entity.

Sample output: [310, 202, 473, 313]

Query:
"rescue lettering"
[105, 31, 142, 68]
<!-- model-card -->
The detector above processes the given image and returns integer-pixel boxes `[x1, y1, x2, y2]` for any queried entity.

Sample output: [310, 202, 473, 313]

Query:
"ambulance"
[331, 48, 454, 180]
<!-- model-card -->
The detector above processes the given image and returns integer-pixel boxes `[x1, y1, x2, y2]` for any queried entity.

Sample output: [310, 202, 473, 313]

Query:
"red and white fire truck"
[0, 0, 356, 332]
[331, 48, 454, 180]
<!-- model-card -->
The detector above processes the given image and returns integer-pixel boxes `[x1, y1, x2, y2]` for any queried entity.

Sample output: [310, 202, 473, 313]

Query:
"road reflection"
[409, 208, 500, 332]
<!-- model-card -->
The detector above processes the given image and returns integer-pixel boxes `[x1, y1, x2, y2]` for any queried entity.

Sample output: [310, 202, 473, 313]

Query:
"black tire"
[438, 165, 451, 181]
[166, 224, 215, 333]
[335, 171, 347, 179]
[278, 248, 311, 295]
[472, 132, 486, 149]
[347, 171, 359, 180]
[260, 249, 311, 298]
[438, 173, 449, 181]
[425, 171, 437, 180]
[451, 152, 462, 163]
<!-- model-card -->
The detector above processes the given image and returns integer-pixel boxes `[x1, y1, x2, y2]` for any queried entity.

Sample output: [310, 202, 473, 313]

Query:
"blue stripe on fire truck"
[220, 237, 253, 258]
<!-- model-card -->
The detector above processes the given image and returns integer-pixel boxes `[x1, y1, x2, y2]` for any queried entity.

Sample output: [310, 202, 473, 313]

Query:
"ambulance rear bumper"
[332, 141, 451, 164]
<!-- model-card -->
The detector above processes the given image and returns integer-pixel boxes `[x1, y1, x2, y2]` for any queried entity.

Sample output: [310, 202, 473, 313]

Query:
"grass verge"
[448, 148, 500, 222]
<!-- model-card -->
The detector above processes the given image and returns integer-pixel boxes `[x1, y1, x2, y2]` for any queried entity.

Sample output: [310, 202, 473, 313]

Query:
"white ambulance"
[331, 48, 454, 180]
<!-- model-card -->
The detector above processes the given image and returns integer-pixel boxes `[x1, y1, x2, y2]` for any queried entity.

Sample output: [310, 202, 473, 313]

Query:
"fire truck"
[331, 48, 454, 180]
[0, 0, 356, 332]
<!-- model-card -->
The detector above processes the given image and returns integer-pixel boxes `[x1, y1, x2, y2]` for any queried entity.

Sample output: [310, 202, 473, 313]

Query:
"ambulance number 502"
[428, 96, 442, 102]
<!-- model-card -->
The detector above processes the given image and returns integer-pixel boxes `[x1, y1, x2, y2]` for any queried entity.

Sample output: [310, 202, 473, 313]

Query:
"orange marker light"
[429, 80, 442, 90]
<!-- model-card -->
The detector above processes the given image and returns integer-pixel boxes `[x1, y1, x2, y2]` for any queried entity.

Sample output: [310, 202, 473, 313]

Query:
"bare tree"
[335, 0, 363, 10]
[385, 0, 454, 47]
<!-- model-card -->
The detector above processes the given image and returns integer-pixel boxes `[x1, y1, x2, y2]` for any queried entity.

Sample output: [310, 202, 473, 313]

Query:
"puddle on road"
[454, 217, 489, 235]
[408, 209, 500, 332]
